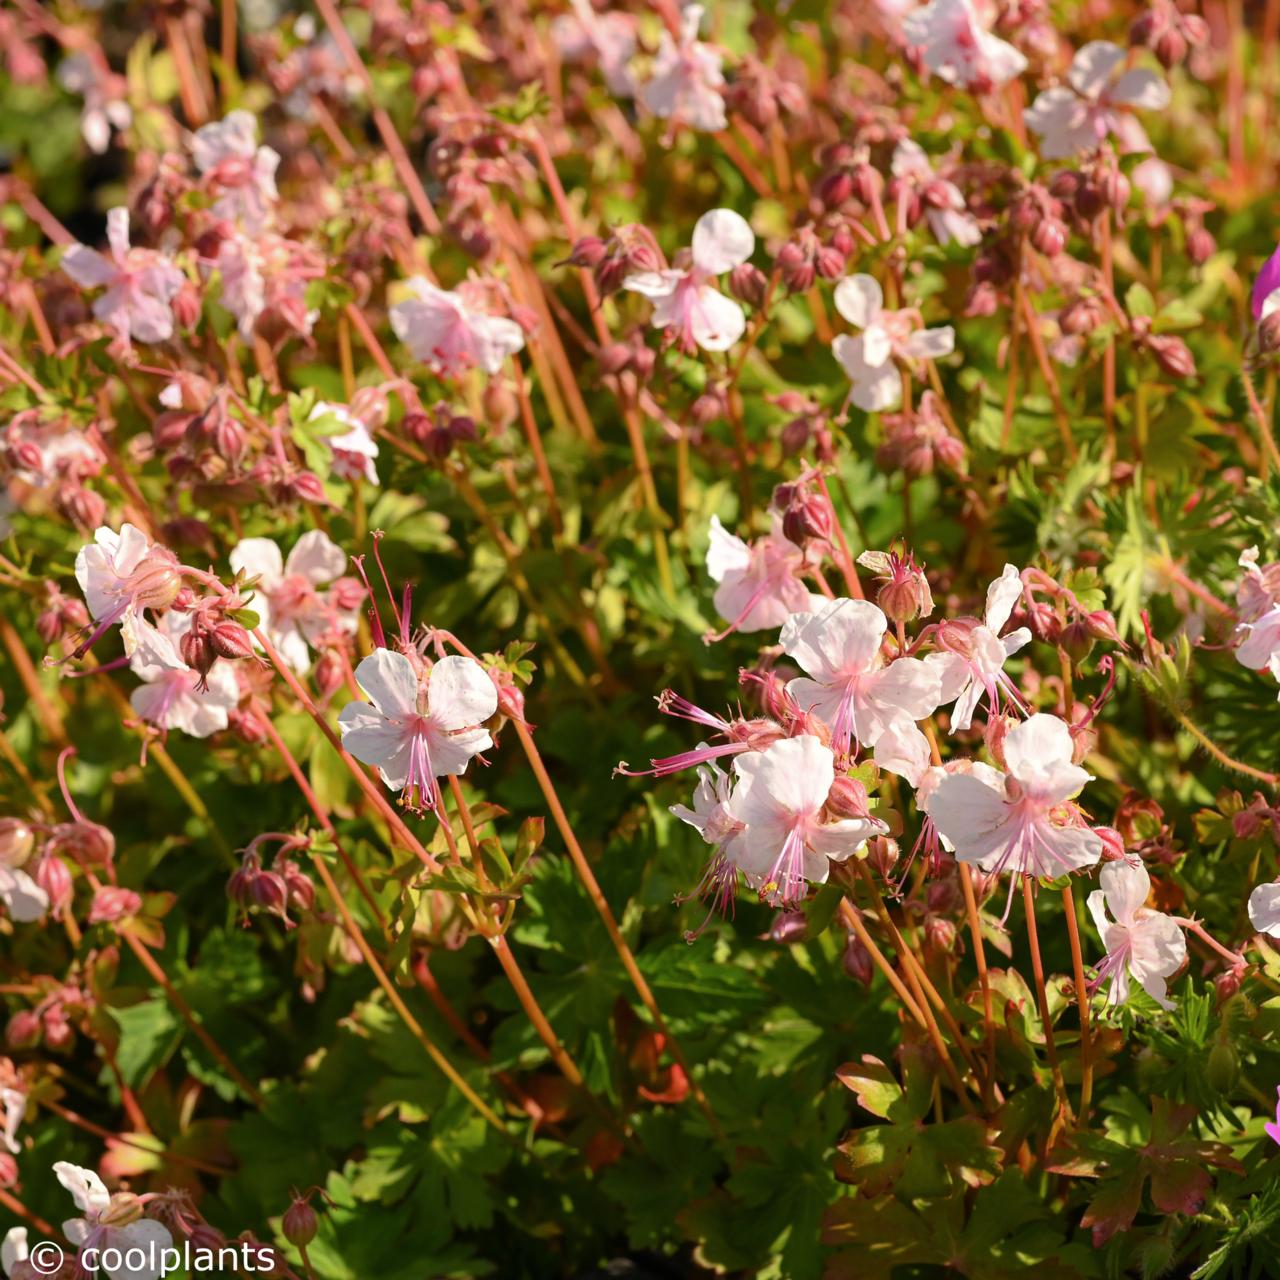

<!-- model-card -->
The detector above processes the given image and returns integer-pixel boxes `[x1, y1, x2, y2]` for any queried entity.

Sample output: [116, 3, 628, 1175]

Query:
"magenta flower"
[1252, 246, 1280, 321]
[61, 208, 185, 345]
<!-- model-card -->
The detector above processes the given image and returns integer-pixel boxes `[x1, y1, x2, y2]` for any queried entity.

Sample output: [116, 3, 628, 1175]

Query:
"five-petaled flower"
[1087, 859, 1186, 1010]
[623, 209, 755, 353]
[230, 530, 358, 674]
[929, 564, 1032, 731]
[640, 3, 726, 133]
[722, 736, 887, 906]
[903, 0, 1027, 93]
[1024, 41, 1170, 160]
[191, 109, 281, 232]
[390, 279, 526, 378]
[928, 713, 1103, 880]
[61, 208, 186, 346]
[781, 597, 942, 756]
[128, 613, 240, 739]
[339, 650, 498, 812]
[832, 274, 955, 412]
[55, 1161, 174, 1280]
[74, 523, 183, 659]
[705, 515, 814, 639]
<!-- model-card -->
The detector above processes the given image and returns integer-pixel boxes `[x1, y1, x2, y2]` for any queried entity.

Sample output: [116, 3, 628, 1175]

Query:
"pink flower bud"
[229, 705, 269, 744]
[0, 818, 34, 869]
[1095, 827, 1126, 861]
[329, 576, 366, 612]
[1187, 226, 1215, 265]
[42, 1007, 73, 1051]
[826, 775, 870, 819]
[1149, 334, 1196, 379]
[1031, 218, 1067, 257]
[282, 1199, 318, 1247]
[49, 821, 115, 867]
[251, 870, 292, 923]
[781, 492, 833, 546]
[172, 283, 201, 331]
[34, 854, 73, 912]
[728, 263, 769, 308]
[89, 886, 141, 924]
[6, 1010, 40, 1050]
[209, 620, 254, 661]
[58, 484, 107, 531]
[0, 1152, 17, 1190]
[843, 933, 873, 986]
[277, 858, 316, 912]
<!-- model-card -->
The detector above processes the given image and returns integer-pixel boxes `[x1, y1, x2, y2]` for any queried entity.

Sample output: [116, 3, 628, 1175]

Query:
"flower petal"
[833, 274, 883, 329]
[691, 208, 755, 275]
[352, 648, 419, 718]
[427, 655, 498, 731]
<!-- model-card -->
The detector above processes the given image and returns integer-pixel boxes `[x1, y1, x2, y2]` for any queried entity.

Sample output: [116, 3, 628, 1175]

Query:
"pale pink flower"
[1248, 880, 1280, 938]
[553, 0, 638, 97]
[722, 735, 887, 906]
[1132, 156, 1173, 207]
[903, 0, 1027, 92]
[928, 713, 1103, 879]
[1, 1227, 30, 1277]
[705, 515, 814, 638]
[390, 279, 526, 377]
[74, 523, 182, 657]
[1024, 41, 1170, 160]
[309, 402, 379, 485]
[338, 650, 497, 811]
[191, 110, 280, 231]
[890, 140, 982, 247]
[0, 866, 47, 924]
[929, 564, 1032, 731]
[213, 230, 322, 339]
[640, 3, 727, 133]
[671, 759, 750, 924]
[780, 597, 943, 755]
[128, 613, 239, 739]
[230, 530, 356, 673]
[832, 274, 955, 413]
[623, 208, 754, 353]
[1235, 547, 1280, 623]
[3, 419, 103, 489]
[57, 52, 132, 154]
[1087, 859, 1186, 1010]
[61, 208, 185, 345]
[55, 1161, 173, 1280]
[1233, 579, 1280, 693]
[1, 1088, 24, 1155]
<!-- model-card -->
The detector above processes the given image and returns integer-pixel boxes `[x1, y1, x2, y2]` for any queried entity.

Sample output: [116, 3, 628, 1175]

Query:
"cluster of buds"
[772, 477, 834, 550]
[6, 980, 89, 1054]
[174, 599, 256, 690]
[1050, 156, 1131, 226]
[36, 583, 90, 646]
[228, 836, 316, 929]
[771, 391, 834, 461]
[596, 330, 658, 382]
[724, 56, 806, 131]
[567, 225, 663, 296]
[1008, 182, 1068, 257]
[403, 403, 478, 460]
[813, 141, 881, 215]
[1129, 0, 1210, 69]
[857, 549, 935, 624]
[774, 225, 846, 293]
[876, 392, 966, 478]
[1129, 314, 1197, 380]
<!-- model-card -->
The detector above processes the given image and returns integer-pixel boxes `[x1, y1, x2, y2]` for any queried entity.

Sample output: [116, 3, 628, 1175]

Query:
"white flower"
[1, 1088, 24, 1156]
[890, 140, 982, 247]
[640, 4, 726, 132]
[705, 515, 814, 637]
[229, 530, 356, 674]
[929, 564, 1032, 731]
[61, 209, 185, 346]
[0, 866, 48, 924]
[2, 1226, 29, 1278]
[671, 760, 747, 862]
[1248, 881, 1280, 938]
[552, 0, 638, 96]
[74, 523, 181, 658]
[54, 1161, 174, 1280]
[128, 613, 239, 739]
[389, 279, 526, 377]
[903, 0, 1027, 92]
[781, 597, 943, 755]
[832, 274, 955, 412]
[191, 110, 280, 231]
[309, 402, 379, 486]
[722, 736, 887, 905]
[57, 53, 131, 154]
[1132, 156, 1173, 207]
[1234, 601, 1280, 696]
[1087, 860, 1186, 1010]
[339, 650, 497, 810]
[623, 209, 754, 353]
[1024, 41, 1170, 160]
[928, 713, 1103, 878]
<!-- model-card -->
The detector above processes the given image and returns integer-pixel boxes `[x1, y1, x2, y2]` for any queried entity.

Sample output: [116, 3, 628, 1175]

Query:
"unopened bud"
[34, 854, 73, 912]
[843, 933, 873, 986]
[209, 620, 254, 661]
[826, 775, 870, 819]
[5, 1010, 40, 1050]
[728, 262, 769, 308]
[1149, 334, 1196, 379]
[1031, 218, 1067, 257]
[0, 819, 34, 869]
[89, 886, 141, 924]
[282, 1198, 318, 1247]
[781, 493, 833, 546]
